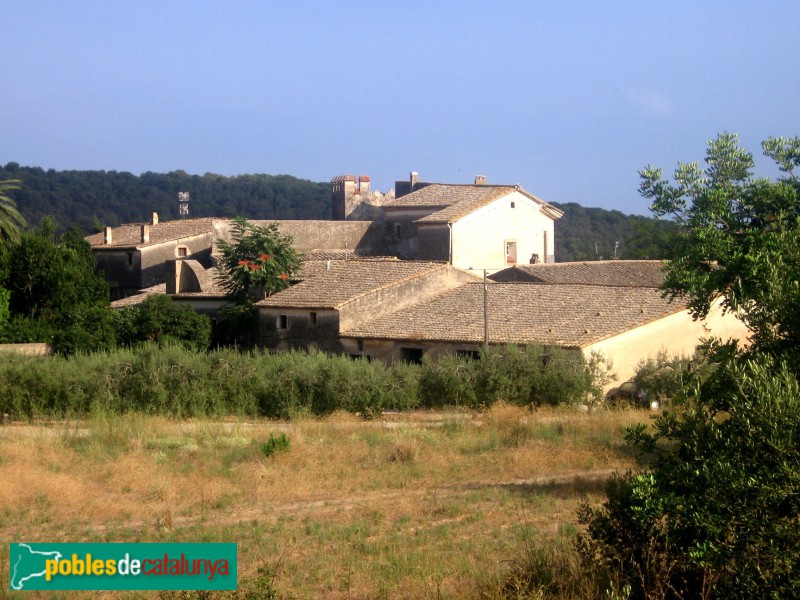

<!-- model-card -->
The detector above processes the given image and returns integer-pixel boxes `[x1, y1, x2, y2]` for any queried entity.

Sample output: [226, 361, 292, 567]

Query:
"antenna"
[178, 192, 190, 219]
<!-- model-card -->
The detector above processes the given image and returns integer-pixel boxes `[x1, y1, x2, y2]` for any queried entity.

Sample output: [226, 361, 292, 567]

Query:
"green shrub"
[580, 354, 800, 599]
[418, 354, 478, 408]
[260, 433, 290, 457]
[0, 343, 607, 421]
[633, 350, 714, 404]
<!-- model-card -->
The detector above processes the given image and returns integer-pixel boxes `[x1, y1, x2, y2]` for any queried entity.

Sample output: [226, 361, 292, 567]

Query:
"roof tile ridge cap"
[331, 263, 448, 309]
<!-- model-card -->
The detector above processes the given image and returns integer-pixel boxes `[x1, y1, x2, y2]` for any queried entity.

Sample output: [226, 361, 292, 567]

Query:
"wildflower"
[260, 253, 270, 262]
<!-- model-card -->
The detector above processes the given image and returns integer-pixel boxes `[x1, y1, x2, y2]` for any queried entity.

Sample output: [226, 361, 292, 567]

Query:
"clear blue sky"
[3, 1, 798, 215]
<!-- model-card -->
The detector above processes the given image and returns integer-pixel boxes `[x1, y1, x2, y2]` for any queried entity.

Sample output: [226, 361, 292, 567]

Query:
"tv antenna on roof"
[178, 192, 190, 219]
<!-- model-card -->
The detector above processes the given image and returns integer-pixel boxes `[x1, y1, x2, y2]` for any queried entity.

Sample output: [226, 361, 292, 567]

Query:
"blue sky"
[2, 1, 798, 215]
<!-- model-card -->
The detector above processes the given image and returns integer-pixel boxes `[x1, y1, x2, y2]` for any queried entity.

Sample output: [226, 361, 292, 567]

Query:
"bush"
[0, 344, 608, 421]
[114, 294, 212, 351]
[633, 350, 714, 404]
[260, 433, 290, 457]
[475, 345, 601, 408]
[580, 354, 800, 599]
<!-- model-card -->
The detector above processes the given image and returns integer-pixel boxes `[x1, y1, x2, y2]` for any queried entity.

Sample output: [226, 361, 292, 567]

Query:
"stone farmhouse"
[332, 172, 564, 271]
[87, 173, 750, 388]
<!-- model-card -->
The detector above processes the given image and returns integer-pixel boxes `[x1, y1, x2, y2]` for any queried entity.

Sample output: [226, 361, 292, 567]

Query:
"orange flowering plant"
[215, 217, 302, 301]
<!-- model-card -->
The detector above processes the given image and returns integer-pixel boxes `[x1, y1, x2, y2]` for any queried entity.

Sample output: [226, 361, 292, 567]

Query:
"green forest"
[0, 163, 678, 262]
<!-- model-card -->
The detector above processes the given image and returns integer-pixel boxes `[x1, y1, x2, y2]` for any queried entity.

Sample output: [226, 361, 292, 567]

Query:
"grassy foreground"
[0, 405, 649, 599]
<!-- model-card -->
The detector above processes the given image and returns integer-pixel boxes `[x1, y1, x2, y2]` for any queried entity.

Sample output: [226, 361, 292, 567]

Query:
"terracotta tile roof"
[110, 284, 167, 308]
[256, 260, 449, 309]
[385, 183, 563, 223]
[342, 282, 685, 348]
[301, 251, 396, 261]
[86, 218, 216, 249]
[491, 261, 667, 288]
[296, 257, 400, 280]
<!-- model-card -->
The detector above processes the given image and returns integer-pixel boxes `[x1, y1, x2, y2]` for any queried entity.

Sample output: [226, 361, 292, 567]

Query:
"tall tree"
[640, 132, 800, 354]
[0, 179, 27, 245]
[580, 134, 800, 599]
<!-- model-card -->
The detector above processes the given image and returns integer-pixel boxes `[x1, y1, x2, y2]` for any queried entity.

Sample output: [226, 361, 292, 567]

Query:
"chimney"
[410, 171, 419, 189]
[141, 224, 150, 243]
[103, 226, 113, 245]
[358, 175, 370, 194]
[475, 175, 487, 185]
[151, 212, 159, 225]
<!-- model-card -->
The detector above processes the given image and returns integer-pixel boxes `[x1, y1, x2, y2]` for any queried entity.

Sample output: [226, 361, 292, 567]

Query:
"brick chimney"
[151, 212, 159, 225]
[141, 224, 150, 243]
[103, 226, 113, 245]
[475, 175, 487, 185]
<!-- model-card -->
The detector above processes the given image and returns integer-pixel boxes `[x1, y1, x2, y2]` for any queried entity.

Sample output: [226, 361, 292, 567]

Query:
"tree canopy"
[0, 217, 114, 353]
[580, 134, 800, 599]
[0, 179, 27, 245]
[215, 217, 302, 301]
[640, 132, 800, 354]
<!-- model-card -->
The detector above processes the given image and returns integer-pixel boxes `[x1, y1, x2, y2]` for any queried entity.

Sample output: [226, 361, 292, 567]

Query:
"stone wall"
[213, 220, 390, 256]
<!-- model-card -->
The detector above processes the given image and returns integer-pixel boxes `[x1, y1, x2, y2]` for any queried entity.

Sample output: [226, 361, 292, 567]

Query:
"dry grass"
[0, 406, 651, 599]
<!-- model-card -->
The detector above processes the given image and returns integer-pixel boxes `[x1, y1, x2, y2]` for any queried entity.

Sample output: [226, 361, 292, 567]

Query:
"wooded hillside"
[1, 163, 678, 261]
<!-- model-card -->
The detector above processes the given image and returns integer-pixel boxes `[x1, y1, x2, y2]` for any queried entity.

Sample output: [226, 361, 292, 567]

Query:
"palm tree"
[0, 179, 27, 245]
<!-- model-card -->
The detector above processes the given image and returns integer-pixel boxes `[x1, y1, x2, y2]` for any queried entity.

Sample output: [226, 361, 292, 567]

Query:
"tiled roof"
[86, 218, 216, 249]
[342, 282, 685, 348]
[491, 261, 667, 288]
[296, 257, 400, 281]
[301, 251, 396, 261]
[257, 260, 449, 309]
[385, 183, 563, 223]
[110, 284, 167, 308]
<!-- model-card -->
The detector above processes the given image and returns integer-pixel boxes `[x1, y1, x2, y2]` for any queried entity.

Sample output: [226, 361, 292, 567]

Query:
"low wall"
[0, 343, 54, 356]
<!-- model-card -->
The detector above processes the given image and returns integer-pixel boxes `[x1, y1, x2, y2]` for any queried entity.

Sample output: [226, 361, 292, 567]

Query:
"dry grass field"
[0, 404, 651, 599]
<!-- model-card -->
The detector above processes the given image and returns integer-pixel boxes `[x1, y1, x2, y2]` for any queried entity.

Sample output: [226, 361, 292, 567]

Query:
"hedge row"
[0, 344, 606, 420]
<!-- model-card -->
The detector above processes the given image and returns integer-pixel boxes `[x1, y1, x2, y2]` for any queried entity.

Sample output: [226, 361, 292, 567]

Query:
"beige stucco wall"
[450, 191, 556, 273]
[584, 297, 751, 390]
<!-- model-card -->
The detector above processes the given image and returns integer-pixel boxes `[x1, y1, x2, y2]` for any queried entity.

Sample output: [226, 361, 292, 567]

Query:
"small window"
[400, 347, 424, 364]
[127, 252, 134, 266]
[456, 349, 481, 360]
[505, 241, 517, 265]
[177, 246, 188, 258]
[309, 312, 317, 325]
[510, 201, 515, 208]
[357, 339, 364, 352]
[277, 315, 288, 330]
[394, 223, 402, 241]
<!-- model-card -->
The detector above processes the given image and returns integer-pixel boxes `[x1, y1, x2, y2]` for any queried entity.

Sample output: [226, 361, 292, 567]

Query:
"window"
[309, 312, 317, 325]
[400, 347, 424, 364]
[177, 246, 188, 258]
[127, 252, 134, 267]
[456, 349, 481, 360]
[277, 315, 288, 330]
[510, 201, 515, 208]
[357, 339, 364, 352]
[505, 241, 517, 265]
